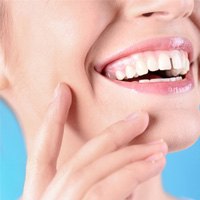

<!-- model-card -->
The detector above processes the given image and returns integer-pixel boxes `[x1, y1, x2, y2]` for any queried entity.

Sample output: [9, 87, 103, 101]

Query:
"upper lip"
[94, 36, 194, 73]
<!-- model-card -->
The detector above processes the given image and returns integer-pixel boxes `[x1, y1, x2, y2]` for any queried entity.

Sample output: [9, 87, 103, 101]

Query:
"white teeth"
[104, 50, 190, 81]
[176, 76, 183, 81]
[115, 71, 125, 80]
[185, 57, 190, 71]
[149, 78, 171, 83]
[158, 53, 171, 70]
[138, 79, 149, 83]
[125, 65, 136, 78]
[135, 60, 148, 76]
[146, 54, 158, 72]
[170, 50, 182, 69]
[180, 55, 190, 75]
[139, 76, 183, 83]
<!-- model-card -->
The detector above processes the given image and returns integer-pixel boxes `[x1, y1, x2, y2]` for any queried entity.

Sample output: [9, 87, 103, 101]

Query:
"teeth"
[103, 50, 190, 81]
[146, 54, 158, 72]
[125, 65, 136, 78]
[158, 53, 171, 70]
[139, 76, 183, 83]
[183, 56, 190, 71]
[115, 71, 125, 80]
[135, 59, 148, 76]
[138, 79, 150, 83]
[180, 54, 190, 75]
[170, 50, 182, 69]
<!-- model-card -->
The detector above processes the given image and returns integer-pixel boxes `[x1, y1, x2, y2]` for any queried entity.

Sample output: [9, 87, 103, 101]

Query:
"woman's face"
[3, 0, 200, 151]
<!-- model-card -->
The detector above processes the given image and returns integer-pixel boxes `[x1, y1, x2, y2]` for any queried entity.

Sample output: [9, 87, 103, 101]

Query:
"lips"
[94, 37, 194, 95]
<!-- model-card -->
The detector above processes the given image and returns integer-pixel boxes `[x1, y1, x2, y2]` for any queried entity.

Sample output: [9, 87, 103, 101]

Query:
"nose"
[120, 0, 194, 21]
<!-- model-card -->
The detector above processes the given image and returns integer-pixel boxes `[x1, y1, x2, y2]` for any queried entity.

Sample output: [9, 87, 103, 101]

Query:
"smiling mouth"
[95, 37, 194, 95]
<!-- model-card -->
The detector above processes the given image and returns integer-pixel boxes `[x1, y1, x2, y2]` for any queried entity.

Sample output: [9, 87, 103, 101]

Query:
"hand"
[21, 83, 168, 200]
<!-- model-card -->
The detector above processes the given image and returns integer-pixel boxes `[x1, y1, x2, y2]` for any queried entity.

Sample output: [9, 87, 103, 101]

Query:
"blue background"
[0, 98, 200, 200]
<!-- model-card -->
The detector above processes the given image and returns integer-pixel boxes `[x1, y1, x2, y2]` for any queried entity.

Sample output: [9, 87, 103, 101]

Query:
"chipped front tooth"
[165, 70, 173, 77]
[171, 50, 182, 69]
[166, 69, 182, 77]
[146, 55, 158, 72]
[125, 65, 136, 78]
[166, 69, 182, 76]
[136, 60, 148, 76]
[158, 53, 171, 70]
[115, 71, 125, 80]
[172, 69, 182, 76]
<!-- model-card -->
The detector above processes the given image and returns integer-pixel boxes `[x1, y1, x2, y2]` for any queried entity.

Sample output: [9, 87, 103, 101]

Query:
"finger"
[83, 153, 166, 200]
[56, 141, 167, 199]
[41, 112, 149, 199]
[64, 111, 149, 173]
[23, 83, 72, 200]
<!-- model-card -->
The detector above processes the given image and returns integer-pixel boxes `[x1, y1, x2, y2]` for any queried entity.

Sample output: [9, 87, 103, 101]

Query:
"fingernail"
[125, 112, 139, 121]
[147, 139, 168, 155]
[147, 139, 164, 145]
[53, 83, 61, 99]
[146, 152, 164, 163]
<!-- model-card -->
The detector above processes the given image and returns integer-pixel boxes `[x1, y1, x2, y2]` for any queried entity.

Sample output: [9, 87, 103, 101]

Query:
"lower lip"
[104, 68, 194, 95]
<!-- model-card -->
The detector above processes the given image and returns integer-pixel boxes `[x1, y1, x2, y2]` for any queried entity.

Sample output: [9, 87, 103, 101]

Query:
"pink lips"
[94, 37, 194, 95]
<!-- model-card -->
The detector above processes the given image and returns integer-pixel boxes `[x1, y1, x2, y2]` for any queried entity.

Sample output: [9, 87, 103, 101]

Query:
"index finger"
[23, 83, 72, 200]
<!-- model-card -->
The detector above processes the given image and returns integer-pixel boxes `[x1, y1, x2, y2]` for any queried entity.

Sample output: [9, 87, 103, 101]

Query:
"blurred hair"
[0, 1, 6, 41]
[0, 1, 11, 63]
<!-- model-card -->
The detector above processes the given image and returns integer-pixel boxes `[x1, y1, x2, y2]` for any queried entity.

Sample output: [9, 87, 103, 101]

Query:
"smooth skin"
[22, 83, 168, 200]
[0, 0, 199, 200]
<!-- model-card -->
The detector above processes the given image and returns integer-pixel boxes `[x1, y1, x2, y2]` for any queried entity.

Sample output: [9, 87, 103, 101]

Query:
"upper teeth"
[104, 50, 190, 81]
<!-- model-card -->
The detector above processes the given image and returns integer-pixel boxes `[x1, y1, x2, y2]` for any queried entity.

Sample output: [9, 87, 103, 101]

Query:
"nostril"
[142, 12, 154, 17]
[141, 11, 169, 18]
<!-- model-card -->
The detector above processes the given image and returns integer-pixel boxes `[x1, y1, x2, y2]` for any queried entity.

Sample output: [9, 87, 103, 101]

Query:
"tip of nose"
[122, 0, 195, 21]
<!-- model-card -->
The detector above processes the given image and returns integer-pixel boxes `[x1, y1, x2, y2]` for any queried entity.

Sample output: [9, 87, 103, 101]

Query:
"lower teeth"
[138, 76, 183, 83]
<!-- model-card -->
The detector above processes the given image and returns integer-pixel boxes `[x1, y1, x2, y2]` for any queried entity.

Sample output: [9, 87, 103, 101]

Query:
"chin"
[131, 108, 200, 152]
